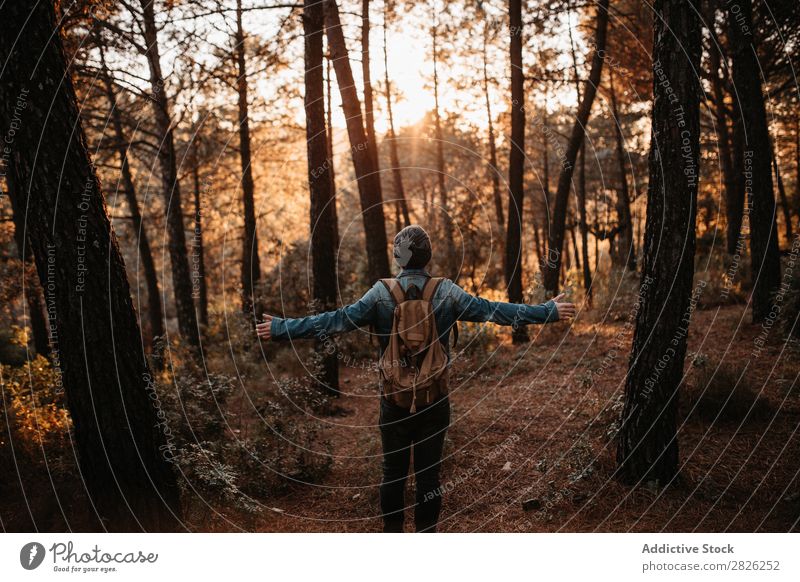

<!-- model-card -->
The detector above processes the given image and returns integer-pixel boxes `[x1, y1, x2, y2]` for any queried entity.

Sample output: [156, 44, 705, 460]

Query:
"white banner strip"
[1, 533, 796, 581]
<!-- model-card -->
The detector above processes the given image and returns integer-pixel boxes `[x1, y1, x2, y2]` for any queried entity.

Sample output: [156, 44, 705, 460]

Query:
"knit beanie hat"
[393, 225, 432, 269]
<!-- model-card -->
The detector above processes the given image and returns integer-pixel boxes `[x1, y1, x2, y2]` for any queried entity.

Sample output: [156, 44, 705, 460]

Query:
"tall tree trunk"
[235, 0, 262, 314]
[382, 3, 411, 227]
[707, 27, 740, 256]
[98, 46, 165, 347]
[0, 0, 182, 529]
[609, 67, 636, 270]
[616, 0, 701, 487]
[543, 0, 609, 295]
[191, 136, 209, 329]
[505, 0, 527, 343]
[541, 95, 552, 269]
[7, 184, 50, 357]
[727, 0, 782, 323]
[483, 19, 504, 237]
[432, 11, 457, 279]
[729, 103, 747, 255]
[567, 0, 593, 299]
[795, 117, 800, 223]
[139, 0, 200, 350]
[361, 0, 380, 175]
[324, 0, 389, 282]
[772, 145, 792, 243]
[570, 220, 581, 271]
[325, 49, 338, 230]
[577, 146, 592, 299]
[305, 0, 340, 394]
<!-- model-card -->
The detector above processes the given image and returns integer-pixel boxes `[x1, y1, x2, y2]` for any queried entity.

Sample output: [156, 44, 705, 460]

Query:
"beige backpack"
[378, 277, 449, 412]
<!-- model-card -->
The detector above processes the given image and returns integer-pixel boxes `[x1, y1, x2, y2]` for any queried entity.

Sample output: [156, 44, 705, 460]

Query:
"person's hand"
[552, 293, 576, 321]
[256, 314, 274, 341]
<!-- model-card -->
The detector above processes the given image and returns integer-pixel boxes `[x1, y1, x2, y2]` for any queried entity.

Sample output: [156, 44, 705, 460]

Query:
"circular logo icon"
[20, 542, 46, 570]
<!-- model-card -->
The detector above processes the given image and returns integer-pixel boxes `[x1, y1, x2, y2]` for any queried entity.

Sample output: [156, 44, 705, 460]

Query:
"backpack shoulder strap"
[421, 278, 458, 347]
[422, 277, 444, 302]
[380, 278, 405, 306]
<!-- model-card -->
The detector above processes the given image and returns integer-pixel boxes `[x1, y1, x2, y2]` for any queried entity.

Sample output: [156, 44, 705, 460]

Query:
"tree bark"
[541, 95, 552, 270]
[772, 145, 792, 243]
[795, 117, 800, 223]
[304, 0, 340, 394]
[98, 45, 165, 347]
[616, 0, 701, 487]
[727, 0, 782, 323]
[543, 0, 609, 295]
[569, 220, 581, 271]
[567, 0, 593, 298]
[483, 18, 504, 238]
[324, 0, 389, 283]
[577, 146, 592, 298]
[138, 0, 200, 350]
[325, 50, 338, 230]
[729, 102, 747, 255]
[432, 12, 457, 279]
[706, 28, 740, 256]
[531, 207, 543, 282]
[361, 0, 380, 176]
[505, 0, 528, 343]
[609, 67, 636, 270]
[235, 0, 262, 314]
[191, 135, 209, 329]
[0, 0, 182, 530]
[382, 3, 411, 227]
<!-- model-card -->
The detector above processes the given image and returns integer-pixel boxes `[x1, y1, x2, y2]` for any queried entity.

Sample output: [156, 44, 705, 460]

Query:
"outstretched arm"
[451, 281, 575, 326]
[256, 283, 381, 341]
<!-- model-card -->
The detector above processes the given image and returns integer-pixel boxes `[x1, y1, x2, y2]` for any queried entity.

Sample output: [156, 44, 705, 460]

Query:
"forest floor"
[241, 303, 800, 533]
[3, 303, 798, 533]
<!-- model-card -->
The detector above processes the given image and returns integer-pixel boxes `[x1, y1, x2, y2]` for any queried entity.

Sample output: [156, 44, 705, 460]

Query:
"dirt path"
[249, 305, 800, 532]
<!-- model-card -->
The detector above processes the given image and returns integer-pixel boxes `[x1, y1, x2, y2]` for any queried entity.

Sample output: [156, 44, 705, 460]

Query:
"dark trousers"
[379, 395, 450, 532]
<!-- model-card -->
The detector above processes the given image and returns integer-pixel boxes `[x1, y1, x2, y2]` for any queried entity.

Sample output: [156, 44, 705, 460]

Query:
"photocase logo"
[20, 542, 46, 570]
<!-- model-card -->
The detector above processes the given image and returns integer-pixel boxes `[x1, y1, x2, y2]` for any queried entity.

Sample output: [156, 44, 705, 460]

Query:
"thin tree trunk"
[382, 3, 411, 227]
[727, 0, 782, 323]
[570, 221, 581, 271]
[324, 0, 389, 283]
[305, 0, 340, 394]
[532, 223, 542, 270]
[361, 0, 380, 176]
[543, 0, 609, 295]
[567, 0, 592, 299]
[730, 103, 747, 255]
[325, 49, 338, 229]
[707, 29, 740, 256]
[609, 67, 636, 270]
[0, 0, 182, 529]
[139, 0, 200, 350]
[483, 18, 504, 236]
[235, 0, 262, 314]
[506, 0, 527, 343]
[432, 11, 456, 279]
[772, 145, 792, 243]
[191, 137, 209, 329]
[616, 0, 701, 487]
[795, 117, 800, 223]
[98, 46, 165, 347]
[577, 146, 592, 299]
[541, 95, 552, 269]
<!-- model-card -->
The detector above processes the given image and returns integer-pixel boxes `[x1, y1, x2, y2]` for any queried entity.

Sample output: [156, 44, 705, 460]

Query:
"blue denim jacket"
[270, 268, 559, 354]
